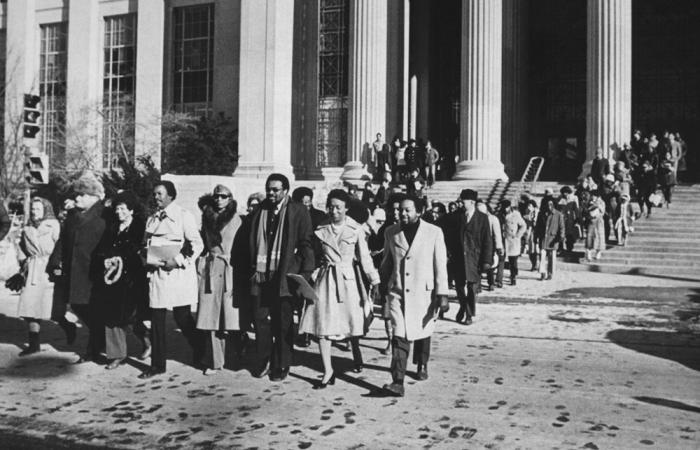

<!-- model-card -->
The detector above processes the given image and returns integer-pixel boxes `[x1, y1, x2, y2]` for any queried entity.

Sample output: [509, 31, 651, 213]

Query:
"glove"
[433, 295, 449, 313]
[481, 263, 491, 272]
[496, 249, 504, 257]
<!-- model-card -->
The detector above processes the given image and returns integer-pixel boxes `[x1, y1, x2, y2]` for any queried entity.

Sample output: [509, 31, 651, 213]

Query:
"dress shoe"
[487, 284, 494, 291]
[270, 367, 289, 382]
[382, 382, 405, 397]
[312, 372, 336, 390]
[495, 282, 503, 289]
[138, 368, 165, 379]
[540, 273, 546, 281]
[352, 363, 363, 373]
[464, 317, 473, 326]
[456, 307, 466, 323]
[252, 362, 270, 379]
[510, 278, 516, 286]
[416, 364, 428, 381]
[203, 368, 221, 376]
[105, 358, 125, 370]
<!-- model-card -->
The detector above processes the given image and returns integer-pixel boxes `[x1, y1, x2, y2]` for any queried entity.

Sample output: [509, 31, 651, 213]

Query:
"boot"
[19, 332, 40, 356]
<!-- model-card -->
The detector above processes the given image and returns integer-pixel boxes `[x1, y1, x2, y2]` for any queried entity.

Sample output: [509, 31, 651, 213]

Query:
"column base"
[452, 160, 508, 181]
[340, 161, 371, 183]
[235, 162, 296, 181]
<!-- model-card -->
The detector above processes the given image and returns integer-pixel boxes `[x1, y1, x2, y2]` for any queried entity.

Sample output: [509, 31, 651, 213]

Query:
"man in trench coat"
[445, 189, 493, 325]
[380, 196, 449, 397]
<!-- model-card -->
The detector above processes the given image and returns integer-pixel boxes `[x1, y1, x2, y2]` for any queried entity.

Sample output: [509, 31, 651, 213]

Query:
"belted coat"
[380, 220, 448, 341]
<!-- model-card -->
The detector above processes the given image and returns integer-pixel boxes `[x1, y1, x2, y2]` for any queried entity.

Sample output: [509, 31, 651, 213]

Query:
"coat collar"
[315, 217, 361, 256]
[391, 219, 426, 255]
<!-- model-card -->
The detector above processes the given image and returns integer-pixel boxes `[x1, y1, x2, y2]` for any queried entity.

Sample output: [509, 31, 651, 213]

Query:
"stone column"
[3, 0, 36, 181]
[342, 0, 388, 182]
[135, 0, 165, 168]
[581, 0, 632, 178]
[454, 0, 508, 181]
[501, 0, 529, 178]
[236, 0, 295, 180]
[66, 0, 101, 166]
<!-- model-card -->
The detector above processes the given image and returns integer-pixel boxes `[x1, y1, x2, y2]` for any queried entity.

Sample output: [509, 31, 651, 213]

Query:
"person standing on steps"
[445, 189, 493, 326]
[534, 197, 565, 280]
[380, 195, 449, 397]
[15, 198, 60, 356]
[139, 181, 204, 379]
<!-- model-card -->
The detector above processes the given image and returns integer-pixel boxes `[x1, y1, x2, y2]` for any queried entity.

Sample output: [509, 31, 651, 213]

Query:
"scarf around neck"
[253, 196, 288, 284]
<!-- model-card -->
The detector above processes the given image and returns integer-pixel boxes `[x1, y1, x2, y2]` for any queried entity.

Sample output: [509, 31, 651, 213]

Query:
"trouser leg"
[549, 250, 556, 275]
[150, 308, 167, 371]
[72, 303, 103, 356]
[529, 252, 538, 270]
[133, 320, 151, 352]
[270, 297, 295, 371]
[105, 326, 127, 360]
[208, 330, 226, 370]
[350, 336, 363, 366]
[466, 282, 477, 318]
[390, 336, 411, 384]
[172, 305, 202, 353]
[253, 298, 272, 369]
[496, 257, 505, 286]
[412, 337, 431, 366]
[486, 269, 495, 287]
[509, 256, 519, 279]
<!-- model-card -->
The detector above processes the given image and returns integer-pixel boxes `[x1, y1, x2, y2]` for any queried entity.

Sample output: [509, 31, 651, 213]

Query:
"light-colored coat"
[503, 210, 526, 257]
[146, 202, 203, 309]
[299, 218, 379, 338]
[196, 214, 242, 331]
[380, 220, 448, 341]
[17, 219, 60, 319]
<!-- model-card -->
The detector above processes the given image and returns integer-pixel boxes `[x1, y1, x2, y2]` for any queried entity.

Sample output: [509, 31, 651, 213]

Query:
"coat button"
[406, 289, 410, 292]
[406, 273, 410, 276]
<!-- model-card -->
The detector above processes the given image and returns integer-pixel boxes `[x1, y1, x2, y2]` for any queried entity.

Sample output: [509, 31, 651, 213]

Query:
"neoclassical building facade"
[2, 0, 698, 182]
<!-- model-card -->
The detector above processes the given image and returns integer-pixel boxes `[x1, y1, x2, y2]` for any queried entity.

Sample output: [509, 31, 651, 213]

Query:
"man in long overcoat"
[445, 189, 493, 325]
[243, 173, 315, 382]
[380, 196, 449, 397]
[48, 174, 109, 362]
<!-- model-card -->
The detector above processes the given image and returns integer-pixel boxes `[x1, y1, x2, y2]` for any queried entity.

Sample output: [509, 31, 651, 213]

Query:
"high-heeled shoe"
[313, 372, 336, 390]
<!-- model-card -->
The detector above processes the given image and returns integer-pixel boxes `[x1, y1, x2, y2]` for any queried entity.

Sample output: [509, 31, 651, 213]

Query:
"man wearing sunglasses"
[243, 173, 315, 381]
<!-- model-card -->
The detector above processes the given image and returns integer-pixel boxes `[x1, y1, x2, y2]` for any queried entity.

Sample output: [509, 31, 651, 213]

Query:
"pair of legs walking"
[455, 281, 477, 324]
[252, 290, 295, 379]
[104, 321, 150, 368]
[315, 336, 363, 388]
[146, 306, 203, 375]
[384, 335, 431, 396]
[539, 249, 556, 279]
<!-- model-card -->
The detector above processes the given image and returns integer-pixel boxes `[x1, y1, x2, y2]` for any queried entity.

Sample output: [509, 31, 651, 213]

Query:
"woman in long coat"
[585, 192, 607, 261]
[299, 189, 379, 389]
[16, 197, 60, 356]
[100, 192, 150, 369]
[196, 185, 244, 375]
[500, 199, 526, 285]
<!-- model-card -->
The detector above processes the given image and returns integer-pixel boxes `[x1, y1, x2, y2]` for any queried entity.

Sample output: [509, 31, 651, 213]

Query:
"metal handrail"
[519, 156, 545, 194]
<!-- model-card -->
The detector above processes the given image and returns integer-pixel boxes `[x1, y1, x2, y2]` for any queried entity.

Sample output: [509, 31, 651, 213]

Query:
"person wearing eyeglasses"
[243, 173, 315, 382]
[195, 185, 245, 375]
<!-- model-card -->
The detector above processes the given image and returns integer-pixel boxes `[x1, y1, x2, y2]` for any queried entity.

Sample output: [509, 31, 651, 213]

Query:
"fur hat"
[73, 174, 105, 199]
[459, 189, 478, 202]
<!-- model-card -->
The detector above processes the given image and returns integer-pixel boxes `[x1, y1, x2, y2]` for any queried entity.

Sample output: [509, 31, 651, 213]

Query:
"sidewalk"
[0, 269, 698, 449]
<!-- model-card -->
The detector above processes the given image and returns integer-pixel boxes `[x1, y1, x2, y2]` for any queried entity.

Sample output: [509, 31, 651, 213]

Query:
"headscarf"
[29, 197, 56, 228]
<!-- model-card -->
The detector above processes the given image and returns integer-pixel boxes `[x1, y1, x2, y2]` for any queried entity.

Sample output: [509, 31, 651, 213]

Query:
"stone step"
[580, 257, 700, 267]
[626, 231, 700, 239]
[609, 249, 700, 258]
[559, 261, 700, 280]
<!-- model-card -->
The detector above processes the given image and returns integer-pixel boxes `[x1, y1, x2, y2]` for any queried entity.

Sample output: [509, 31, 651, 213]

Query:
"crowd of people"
[368, 133, 443, 186]
[0, 127, 688, 397]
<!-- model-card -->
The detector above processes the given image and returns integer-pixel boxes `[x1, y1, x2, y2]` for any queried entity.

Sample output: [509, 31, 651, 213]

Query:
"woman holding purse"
[15, 197, 60, 356]
[101, 191, 150, 369]
[299, 189, 379, 389]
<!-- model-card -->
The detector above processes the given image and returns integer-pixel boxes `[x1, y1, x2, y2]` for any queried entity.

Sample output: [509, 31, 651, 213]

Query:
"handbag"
[648, 191, 663, 207]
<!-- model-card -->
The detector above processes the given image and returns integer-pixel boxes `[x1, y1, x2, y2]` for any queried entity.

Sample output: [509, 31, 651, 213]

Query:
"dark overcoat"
[534, 209, 566, 250]
[445, 211, 493, 284]
[242, 198, 315, 298]
[99, 217, 148, 326]
[48, 202, 108, 305]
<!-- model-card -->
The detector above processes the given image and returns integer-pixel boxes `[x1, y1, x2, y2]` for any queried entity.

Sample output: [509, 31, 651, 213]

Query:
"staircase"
[569, 184, 700, 280]
[428, 179, 515, 210]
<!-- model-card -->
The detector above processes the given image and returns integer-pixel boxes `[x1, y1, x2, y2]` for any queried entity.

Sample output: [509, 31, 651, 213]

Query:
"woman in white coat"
[16, 197, 60, 356]
[299, 189, 379, 389]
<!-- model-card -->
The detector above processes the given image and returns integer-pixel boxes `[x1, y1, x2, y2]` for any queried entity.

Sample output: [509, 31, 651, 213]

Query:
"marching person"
[534, 197, 566, 280]
[244, 174, 315, 382]
[48, 174, 109, 363]
[380, 195, 449, 397]
[477, 200, 503, 290]
[15, 198, 60, 356]
[446, 189, 493, 325]
[196, 185, 246, 375]
[100, 191, 150, 369]
[139, 181, 204, 379]
[499, 199, 526, 286]
[299, 189, 379, 389]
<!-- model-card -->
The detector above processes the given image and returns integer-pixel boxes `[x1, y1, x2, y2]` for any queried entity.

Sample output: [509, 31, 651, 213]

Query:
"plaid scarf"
[253, 196, 288, 285]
